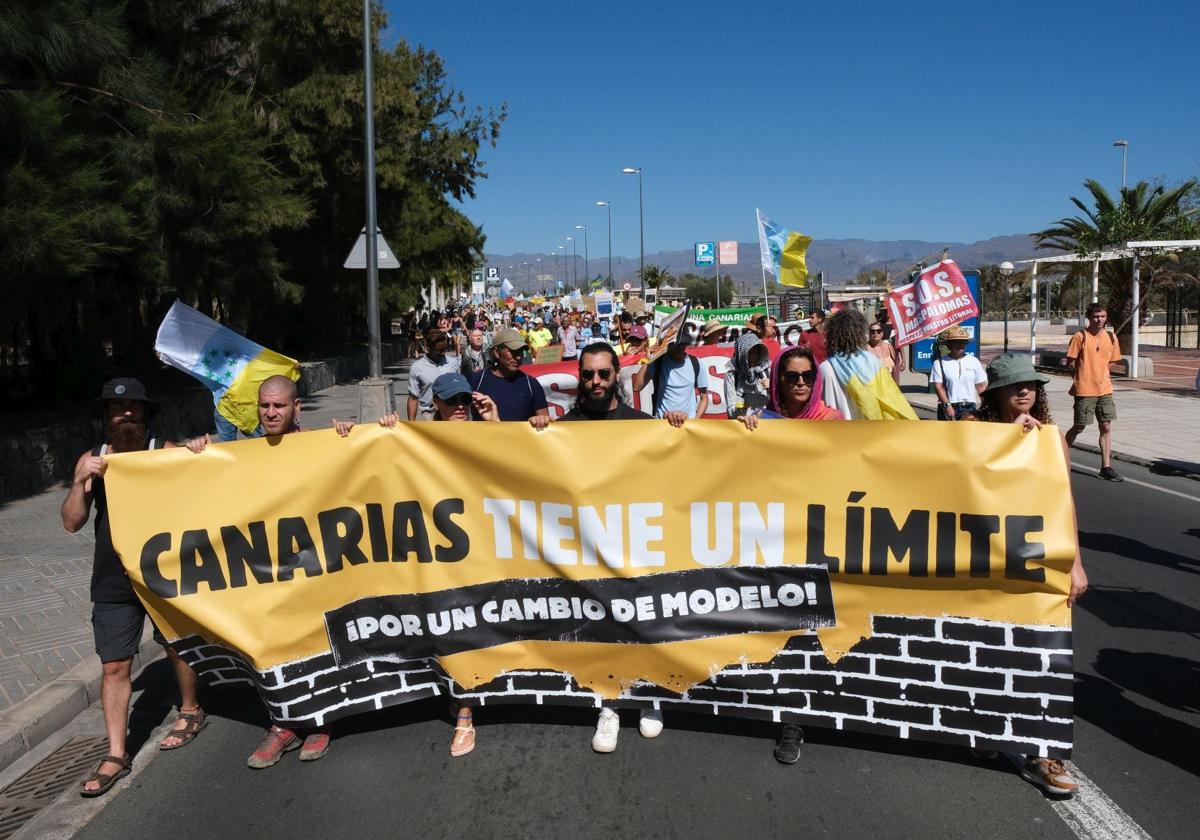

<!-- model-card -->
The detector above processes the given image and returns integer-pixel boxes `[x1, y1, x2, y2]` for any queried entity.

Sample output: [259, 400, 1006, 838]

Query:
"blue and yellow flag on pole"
[757, 209, 812, 288]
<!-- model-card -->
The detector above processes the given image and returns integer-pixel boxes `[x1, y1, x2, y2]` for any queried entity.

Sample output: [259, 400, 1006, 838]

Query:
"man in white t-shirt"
[929, 326, 986, 420]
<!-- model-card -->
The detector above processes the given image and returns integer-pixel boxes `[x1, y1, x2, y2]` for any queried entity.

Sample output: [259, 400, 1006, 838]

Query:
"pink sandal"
[450, 709, 475, 757]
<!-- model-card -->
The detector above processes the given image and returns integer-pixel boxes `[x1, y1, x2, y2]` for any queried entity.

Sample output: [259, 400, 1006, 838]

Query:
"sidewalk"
[900, 364, 1199, 477]
[0, 361, 412, 769]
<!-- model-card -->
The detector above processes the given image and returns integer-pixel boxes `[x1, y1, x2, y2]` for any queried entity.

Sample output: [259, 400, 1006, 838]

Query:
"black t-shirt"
[468, 370, 548, 421]
[90, 438, 163, 604]
[559, 402, 651, 421]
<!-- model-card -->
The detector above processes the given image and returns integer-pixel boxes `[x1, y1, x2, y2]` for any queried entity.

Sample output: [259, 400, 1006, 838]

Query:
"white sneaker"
[592, 708, 619, 753]
[638, 709, 664, 739]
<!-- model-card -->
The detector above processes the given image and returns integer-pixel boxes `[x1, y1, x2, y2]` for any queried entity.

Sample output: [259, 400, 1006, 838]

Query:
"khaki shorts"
[1073, 394, 1117, 426]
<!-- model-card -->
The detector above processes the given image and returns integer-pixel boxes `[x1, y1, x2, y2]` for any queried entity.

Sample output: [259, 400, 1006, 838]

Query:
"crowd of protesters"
[68, 294, 1098, 800]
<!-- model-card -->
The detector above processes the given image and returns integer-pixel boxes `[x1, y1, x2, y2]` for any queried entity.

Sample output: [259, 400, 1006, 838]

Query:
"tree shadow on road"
[1077, 585, 1200, 633]
[1079, 531, 1199, 575]
[1149, 458, 1200, 479]
[1091, 649, 1199, 714]
[1074, 669, 1200, 777]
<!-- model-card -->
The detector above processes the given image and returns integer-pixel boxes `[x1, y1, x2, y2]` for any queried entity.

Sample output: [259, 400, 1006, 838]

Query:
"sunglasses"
[781, 369, 817, 386]
[869, 328, 883, 334]
[443, 394, 472, 407]
[580, 368, 613, 381]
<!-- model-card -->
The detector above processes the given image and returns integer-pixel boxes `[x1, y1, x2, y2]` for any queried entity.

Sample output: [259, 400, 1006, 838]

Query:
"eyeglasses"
[580, 368, 613, 381]
[869, 328, 883, 334]
[781, 369, 817, 386]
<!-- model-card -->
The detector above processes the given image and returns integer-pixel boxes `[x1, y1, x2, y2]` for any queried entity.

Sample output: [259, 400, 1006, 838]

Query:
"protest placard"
[885, 259, 979, 347]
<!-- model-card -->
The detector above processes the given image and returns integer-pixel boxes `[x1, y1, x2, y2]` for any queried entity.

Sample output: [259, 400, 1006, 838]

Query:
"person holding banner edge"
[64, 379, 206, 796]
[978, 353, 1088, 797]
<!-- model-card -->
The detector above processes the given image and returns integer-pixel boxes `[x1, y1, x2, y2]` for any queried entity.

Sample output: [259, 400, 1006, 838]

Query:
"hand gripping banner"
[103, 421, 1077, 757]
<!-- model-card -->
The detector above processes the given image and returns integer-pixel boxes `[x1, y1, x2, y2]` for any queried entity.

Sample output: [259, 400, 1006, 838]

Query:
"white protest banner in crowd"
[885, 259, 979, 347]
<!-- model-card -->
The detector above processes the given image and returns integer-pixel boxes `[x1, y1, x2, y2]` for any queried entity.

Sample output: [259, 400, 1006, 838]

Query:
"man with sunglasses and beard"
[62, 379, 204, 797]
[555, 343, 678, 750]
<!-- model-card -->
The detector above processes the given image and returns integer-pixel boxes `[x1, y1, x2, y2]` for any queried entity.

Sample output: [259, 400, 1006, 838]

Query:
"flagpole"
[755, 209, 768, 319]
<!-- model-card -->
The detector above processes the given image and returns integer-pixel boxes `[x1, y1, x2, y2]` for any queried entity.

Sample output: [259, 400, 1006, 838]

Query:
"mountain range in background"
[484, 234, 1061, 291]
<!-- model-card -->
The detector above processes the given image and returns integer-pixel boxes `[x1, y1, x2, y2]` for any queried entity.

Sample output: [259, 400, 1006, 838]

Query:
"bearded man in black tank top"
[62, 378, 203, 797]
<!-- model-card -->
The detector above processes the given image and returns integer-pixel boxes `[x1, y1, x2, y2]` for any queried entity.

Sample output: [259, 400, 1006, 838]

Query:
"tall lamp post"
[575, 224, 588, 288]
[621, 167, 644, 297]
[566, 236, 576, 290]
[595, 201, 612, 287]
[557, 244, 565, 291]
[1113, 139, 1128, 190]
[354, 0, 393, 421]
[361, 0, 381, 379]
[999, 261, 1014, 353]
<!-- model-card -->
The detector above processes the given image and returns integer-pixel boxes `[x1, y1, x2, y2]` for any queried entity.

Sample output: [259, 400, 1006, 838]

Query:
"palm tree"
[638, 264, 672, 289]
[1036, 179, 1197, 335]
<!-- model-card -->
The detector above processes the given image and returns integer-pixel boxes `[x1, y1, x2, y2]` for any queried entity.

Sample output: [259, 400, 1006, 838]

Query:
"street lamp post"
[361, 0, 381, 379]
[621, 168, 644, 298]
[566, 236, 576, 290]
[575, 225, 588, 288]
[354, 0, 393, 422]
[999, 261, 1014, 353]
[1113, 140, 1128, 190]
[595, 201, 612, 286]
[557, 245, 565, 291]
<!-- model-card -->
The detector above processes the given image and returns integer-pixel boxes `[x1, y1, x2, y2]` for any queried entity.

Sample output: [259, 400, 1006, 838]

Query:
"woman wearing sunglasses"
[738, 346, 844, 429]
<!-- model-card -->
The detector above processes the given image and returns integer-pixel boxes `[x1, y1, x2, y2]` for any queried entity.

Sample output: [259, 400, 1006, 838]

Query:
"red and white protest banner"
[522, 343, 784, 420]
[885, 259, 978, 347]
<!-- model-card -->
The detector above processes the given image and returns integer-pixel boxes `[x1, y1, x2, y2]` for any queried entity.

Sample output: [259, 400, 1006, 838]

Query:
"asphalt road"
[31, 451, 1200, 840]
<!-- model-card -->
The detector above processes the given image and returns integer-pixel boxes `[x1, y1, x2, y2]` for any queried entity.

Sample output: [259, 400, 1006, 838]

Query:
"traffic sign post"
[717, 241, 738, 309]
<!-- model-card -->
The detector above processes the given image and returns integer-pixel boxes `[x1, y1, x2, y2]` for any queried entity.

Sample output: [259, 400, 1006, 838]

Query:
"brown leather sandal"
[79, 754, 130, 797]
[159, 706, 207, 750]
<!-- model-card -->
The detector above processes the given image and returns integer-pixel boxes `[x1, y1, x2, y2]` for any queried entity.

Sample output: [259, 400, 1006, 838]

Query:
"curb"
[0, 631, 164, 773]
[907, 400, 1200, 480]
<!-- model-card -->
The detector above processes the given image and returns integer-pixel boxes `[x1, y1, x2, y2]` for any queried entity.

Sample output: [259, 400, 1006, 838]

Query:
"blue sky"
[382, 0, 1200, 259]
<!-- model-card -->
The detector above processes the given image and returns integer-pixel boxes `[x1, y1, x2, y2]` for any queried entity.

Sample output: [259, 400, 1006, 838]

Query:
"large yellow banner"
[104, 421, 1076, 757]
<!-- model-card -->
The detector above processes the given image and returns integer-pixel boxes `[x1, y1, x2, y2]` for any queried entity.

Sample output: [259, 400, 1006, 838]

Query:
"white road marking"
[1047, 760, 1153, 840]
[1070, 464, 1200, 504]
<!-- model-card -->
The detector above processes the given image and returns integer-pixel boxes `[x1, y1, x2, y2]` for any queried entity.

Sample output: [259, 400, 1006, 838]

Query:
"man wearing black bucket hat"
[62, 378, 203, 797]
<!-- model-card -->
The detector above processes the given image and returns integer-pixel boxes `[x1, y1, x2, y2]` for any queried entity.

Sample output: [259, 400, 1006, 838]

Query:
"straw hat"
[701, 319, 726, 339]
[940, 325, 971, 342]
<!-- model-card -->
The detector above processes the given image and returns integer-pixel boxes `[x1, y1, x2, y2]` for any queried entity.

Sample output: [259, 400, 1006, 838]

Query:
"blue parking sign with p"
[695, 242, 716, 266]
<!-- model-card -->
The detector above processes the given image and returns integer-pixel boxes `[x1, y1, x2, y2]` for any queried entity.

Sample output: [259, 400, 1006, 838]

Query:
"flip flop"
[450, 710, 475, 757]
[79, 754, 130, 798]
[159, 707, 207, 750]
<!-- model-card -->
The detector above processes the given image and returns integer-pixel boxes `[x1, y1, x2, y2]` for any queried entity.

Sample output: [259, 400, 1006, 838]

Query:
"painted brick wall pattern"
[172, 613, 1073, 758]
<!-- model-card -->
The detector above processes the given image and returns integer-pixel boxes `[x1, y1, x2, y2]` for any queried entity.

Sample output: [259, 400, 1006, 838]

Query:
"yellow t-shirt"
[527, 328, 553, 352]
[1066, 329, 1121, 397]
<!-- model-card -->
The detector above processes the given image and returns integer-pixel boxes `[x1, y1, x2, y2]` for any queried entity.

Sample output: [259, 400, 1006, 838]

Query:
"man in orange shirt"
[1064, 303, 1123, 481]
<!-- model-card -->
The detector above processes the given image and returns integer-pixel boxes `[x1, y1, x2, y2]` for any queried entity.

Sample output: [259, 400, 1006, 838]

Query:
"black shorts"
[91, 601, 167, 663]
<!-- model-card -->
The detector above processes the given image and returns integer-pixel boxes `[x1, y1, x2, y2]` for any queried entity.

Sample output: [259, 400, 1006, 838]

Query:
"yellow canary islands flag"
[757, 209, 812, 287]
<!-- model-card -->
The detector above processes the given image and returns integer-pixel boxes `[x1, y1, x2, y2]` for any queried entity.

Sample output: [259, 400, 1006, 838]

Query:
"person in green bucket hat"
[977, 352, 1088, 798]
